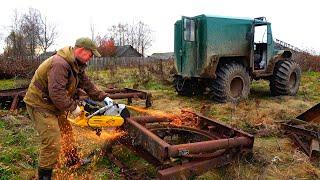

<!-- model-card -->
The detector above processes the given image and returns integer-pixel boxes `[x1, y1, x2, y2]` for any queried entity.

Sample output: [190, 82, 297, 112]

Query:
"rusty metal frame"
[296, 103, 320, 122]
[0, 88, 27, 111]
[281, 123, 319, 139]
[281, 121, 320, 159]
[0, 87, 152, 111]
[105, 88, 152, 107]
[157, 155, 231, 179]
[120, 112, 254, 179]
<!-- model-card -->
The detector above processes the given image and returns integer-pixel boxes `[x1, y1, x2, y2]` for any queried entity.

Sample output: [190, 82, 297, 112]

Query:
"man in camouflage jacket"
[24, 37, 110, 179]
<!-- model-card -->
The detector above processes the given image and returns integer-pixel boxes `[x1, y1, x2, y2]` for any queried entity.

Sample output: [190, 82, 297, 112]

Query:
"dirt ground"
[1, 70, 320, 179]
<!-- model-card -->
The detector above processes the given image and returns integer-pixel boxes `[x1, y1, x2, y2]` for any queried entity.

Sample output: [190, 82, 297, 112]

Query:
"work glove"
[103, 97, 114, 106]
[71, 105, 82, 118]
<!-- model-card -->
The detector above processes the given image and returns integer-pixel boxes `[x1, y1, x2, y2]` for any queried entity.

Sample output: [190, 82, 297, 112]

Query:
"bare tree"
[108, 23, 129, 46]
[1, 27, 6, 54]
[20, 8, 42, 57]
[4, 10, 26, 59]
[107, 21, 152, 56]
[90, 20, 95, 41]
[11, 9, 21, 34]
[127, 23, 137, 48]
[4, 31, 26, 59]
[136, 21, 152, 56]
[38, 16, 57, 53]
[4, 8, 58, 58]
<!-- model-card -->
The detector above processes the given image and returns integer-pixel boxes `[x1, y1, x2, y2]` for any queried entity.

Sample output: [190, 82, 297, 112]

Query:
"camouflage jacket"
[24, 46, 107, 114]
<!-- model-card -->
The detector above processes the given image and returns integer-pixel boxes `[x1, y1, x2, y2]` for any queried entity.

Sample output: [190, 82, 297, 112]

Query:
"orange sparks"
[127, 105, 198, 127]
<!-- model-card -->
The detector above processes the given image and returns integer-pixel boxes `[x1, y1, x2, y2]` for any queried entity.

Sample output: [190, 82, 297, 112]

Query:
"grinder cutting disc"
[120, 107, 130, 119]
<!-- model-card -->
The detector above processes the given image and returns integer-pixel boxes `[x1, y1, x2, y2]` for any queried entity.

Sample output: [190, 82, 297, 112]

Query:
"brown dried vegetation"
[0, 58, 40, 79]
[295, 52, 320, 71]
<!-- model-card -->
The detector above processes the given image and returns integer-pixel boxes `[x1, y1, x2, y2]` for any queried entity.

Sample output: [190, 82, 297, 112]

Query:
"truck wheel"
[194, 81, 206, 96]
[210, 63, 250, 103]
[270, 60, 301, 96]
[174, 76, 193, 96]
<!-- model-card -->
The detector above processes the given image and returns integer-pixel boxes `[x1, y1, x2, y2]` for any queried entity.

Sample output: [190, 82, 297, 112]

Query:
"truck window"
[184, 18, 195, 41]
[254, 25, 267, 44]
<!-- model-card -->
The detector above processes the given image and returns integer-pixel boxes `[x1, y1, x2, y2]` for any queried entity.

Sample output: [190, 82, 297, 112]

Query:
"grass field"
[1, 69, 320, 179]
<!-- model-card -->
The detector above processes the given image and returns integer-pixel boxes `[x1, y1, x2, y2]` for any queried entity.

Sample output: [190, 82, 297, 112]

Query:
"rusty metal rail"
[0, 87, 152, 111]
[281, 102, 320, 160]
[296, 102, 320, 123]
[105, 88, 152, 108]
[281, 121, 320, 159]
[0, 88, 27, 111]
[109, 112, 255, 179]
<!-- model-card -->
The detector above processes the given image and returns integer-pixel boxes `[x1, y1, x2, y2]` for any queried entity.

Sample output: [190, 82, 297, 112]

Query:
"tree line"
[93, 21, 152, 57]
[1, 8, 153, 59]
[3, 8, 57, 59]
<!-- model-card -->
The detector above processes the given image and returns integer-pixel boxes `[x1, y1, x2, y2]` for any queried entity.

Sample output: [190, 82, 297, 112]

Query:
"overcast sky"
[0, 0, 319, 55]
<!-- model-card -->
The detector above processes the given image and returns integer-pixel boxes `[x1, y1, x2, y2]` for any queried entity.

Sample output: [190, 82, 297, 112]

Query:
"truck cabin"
[253, 17, 269, 70]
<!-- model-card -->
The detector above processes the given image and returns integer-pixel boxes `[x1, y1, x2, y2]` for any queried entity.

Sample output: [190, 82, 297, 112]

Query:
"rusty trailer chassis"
[0, 87, 152, 111]
[281, 120, 320, 160]
[110, 112, 254, 179]
[0, 88, 27, 111]
[281, 102, 320, 160]
[105, 88, 152, 108]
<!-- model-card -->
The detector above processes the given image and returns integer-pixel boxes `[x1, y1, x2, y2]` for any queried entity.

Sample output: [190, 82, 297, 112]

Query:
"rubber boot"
[38, 168, 52, 180]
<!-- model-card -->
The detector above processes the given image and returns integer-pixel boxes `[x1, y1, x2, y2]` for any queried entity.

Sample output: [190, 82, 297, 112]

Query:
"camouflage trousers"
[26, 105, 78, 169]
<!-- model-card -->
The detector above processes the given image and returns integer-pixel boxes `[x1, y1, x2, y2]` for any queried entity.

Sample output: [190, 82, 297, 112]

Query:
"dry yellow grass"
[1, 69, 320, 179]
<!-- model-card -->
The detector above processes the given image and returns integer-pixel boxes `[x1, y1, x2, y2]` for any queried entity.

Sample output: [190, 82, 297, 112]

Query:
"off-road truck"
[174, 15, 301, 102]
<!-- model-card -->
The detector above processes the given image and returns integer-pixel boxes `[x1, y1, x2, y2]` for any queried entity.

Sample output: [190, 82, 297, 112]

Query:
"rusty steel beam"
[104, 88, 152, 108]
[168, 136, 252, 157]
[291, 133, 310, 156]
[296, 103, 320, 122]
[282, 121, 320, 160]
[10, 95, 20, 111]
[281, 123, 319, 139]
[0, 88, 27, 111]
[107, 92, 145, 99]
[149, 125, 219, 140]
[183, 149, 225, 159]
[104, 88, 128, 94]
[129, 116, 172, 124]
[122, 114, 254, 179]
[195, 112, 255, 140]
[0, 88, 27, 97]
[124, 88, 152, 108]
[126, 118, 170, 162]
[157, 154, 232, 180]
[105, 88, 146, 94]
[126, 115, 254, 161]
[85, 87, 152, 107]
[120, 137, 162, 167]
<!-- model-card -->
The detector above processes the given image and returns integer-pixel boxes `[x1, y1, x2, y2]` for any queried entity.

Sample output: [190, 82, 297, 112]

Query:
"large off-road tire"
[270, 60, 301, 96]
[210, 63, 250, 103]
[174, 76, 193, 96]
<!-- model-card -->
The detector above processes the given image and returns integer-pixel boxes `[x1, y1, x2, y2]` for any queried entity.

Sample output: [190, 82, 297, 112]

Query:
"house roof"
[115, 45, 142, 57]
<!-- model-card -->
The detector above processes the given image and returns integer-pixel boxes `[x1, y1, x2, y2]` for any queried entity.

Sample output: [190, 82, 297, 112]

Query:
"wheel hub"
[289, 72, 297, 89]
[230, 77, 244, 98]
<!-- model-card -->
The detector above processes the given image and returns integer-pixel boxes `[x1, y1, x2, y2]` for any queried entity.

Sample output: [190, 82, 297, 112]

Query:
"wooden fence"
[24, 56, 174, 71]
[87, 57, 174, 71]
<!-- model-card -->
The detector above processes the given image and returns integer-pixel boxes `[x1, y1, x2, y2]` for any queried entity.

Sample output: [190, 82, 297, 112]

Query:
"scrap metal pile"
[0, 87, 27, 111]
[106, 111, 254, 179]
[281, 103, 320, 160]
